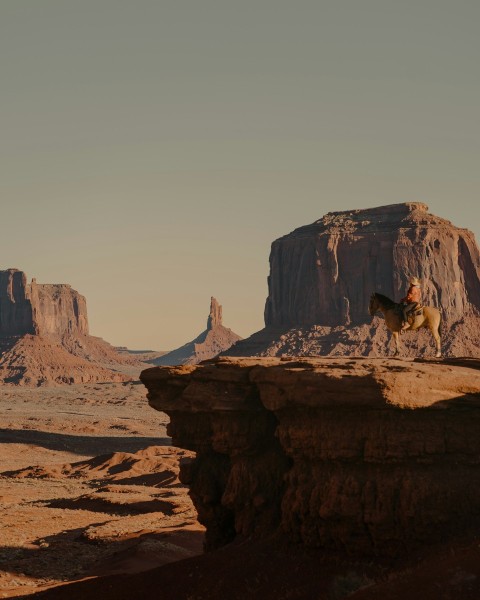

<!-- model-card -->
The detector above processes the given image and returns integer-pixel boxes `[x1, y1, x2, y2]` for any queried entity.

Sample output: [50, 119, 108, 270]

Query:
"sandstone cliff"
[30, 280, 89, 336]
[152, 297, 242, 366]
[141, 356, 480, 558]
[227, 203, 480, 358]
[0, 269, 139, 385]
[0, 268, 89, 336]
[0, 270, 35, 335]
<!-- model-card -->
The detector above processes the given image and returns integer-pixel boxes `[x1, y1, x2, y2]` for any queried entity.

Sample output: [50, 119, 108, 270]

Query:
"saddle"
[395, 302, 424, 331]
[407, 303, 424, 323]
[396, 302, 423, 316]
[410, 303, 424, 315]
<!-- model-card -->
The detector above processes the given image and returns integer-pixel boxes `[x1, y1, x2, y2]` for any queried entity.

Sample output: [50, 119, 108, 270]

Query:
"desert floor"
[0, 382, 204, 598]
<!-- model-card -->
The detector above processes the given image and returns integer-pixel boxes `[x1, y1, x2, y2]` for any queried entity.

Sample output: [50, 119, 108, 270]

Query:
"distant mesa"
[0, 268, 89, 337]
[0, 268, 140, 385]
[150, 297, 242, 366]
[224, 202, 480, 358]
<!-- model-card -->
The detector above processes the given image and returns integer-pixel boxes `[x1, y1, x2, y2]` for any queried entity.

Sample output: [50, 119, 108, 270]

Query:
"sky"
[1, 1, 479, 349]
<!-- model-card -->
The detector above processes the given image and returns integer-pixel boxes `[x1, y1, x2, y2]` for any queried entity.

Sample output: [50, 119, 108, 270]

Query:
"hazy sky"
[1, 1, 479, 349]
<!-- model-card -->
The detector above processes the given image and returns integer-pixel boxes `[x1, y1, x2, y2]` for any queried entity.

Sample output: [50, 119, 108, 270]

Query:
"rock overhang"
[141, 356, 480, 412]
[141, 356, 480, 556]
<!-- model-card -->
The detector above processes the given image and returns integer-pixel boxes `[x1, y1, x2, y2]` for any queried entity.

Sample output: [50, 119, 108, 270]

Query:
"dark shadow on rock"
[22, 534, 383, 600]
[0, 429, 170, 456]
[111, 471, 178, 487]
[44, 496, 175, 516]
[0, 335, 21, 355]
[414, 356, 480, 371]
[0, 526, 204, 589]
[0, 523, 109, 582]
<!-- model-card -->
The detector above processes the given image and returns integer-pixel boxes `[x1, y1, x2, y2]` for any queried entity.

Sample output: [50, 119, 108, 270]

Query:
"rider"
[401, 276, 422, 331]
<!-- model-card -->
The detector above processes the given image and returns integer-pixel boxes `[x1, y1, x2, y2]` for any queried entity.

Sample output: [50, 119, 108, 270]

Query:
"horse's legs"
[432, 327, 442, 358]
[392, 331, 401, 356]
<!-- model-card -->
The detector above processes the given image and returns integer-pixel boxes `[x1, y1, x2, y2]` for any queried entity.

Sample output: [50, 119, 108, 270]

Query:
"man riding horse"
[400, 276, 422, 331]
[369, 278, 442, 358]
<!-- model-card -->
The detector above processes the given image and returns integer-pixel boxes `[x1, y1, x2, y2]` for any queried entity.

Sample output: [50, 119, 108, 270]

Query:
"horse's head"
[368, 293, 378, 316]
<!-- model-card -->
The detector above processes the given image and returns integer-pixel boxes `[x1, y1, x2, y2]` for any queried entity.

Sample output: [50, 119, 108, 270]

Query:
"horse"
[369, 292, 442, 358]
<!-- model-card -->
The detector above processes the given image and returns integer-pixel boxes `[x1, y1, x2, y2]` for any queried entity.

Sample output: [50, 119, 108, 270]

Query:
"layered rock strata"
[227, 203, 480, 357]
[0, 269, 138, 385]
[0, 268, 89, 336]
[265, 202, 480, 327]
[141, 356, 480, 557]
[152, 297, 242, 366]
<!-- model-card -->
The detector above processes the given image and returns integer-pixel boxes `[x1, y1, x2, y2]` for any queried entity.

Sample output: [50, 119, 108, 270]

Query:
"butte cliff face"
[265, 202, 480, 327]
[30, 280, 89, 336]
[0, 270, 36, 335]
[152, 297, 242, 366]
[0, 269, 89, 336]
[227, 203, 480, 358]
[0, 269, 137, 385]
[142, 356, 480, 558]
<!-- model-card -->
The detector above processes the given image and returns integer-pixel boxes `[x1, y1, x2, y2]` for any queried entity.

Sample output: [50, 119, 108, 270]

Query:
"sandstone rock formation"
[226, 203, 480, 358]
[141, 356, 480, 557]
[0, 334, 134, 385]
[0, 269, 140, 385]
[0, 269, 35, 335]
[0, 268, 89, 336]
[152, 297, 242, 366]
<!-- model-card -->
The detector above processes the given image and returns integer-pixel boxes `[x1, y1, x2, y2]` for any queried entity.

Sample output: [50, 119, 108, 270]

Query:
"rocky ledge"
[141, 356, 480, 557]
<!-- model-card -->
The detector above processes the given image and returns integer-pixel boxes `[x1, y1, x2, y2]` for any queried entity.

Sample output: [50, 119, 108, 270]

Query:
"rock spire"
[152, 297, 241, 366]
[207, 297, 223, 330]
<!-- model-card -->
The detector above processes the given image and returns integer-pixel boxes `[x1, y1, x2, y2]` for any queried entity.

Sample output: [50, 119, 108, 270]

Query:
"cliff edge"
[142, 356, 480, 557]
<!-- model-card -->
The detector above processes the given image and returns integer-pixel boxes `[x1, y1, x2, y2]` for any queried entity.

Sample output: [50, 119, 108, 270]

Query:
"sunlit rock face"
[265, 202, 480, 327]
[0, 269, 134, 385]
[0, 268, 89, 336]
[225, 203, 480, 358]
[142, 356, 480, 557]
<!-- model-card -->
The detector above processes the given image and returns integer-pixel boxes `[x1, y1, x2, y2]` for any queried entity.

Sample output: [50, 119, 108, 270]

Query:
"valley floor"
[0, 382, 203, 598]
